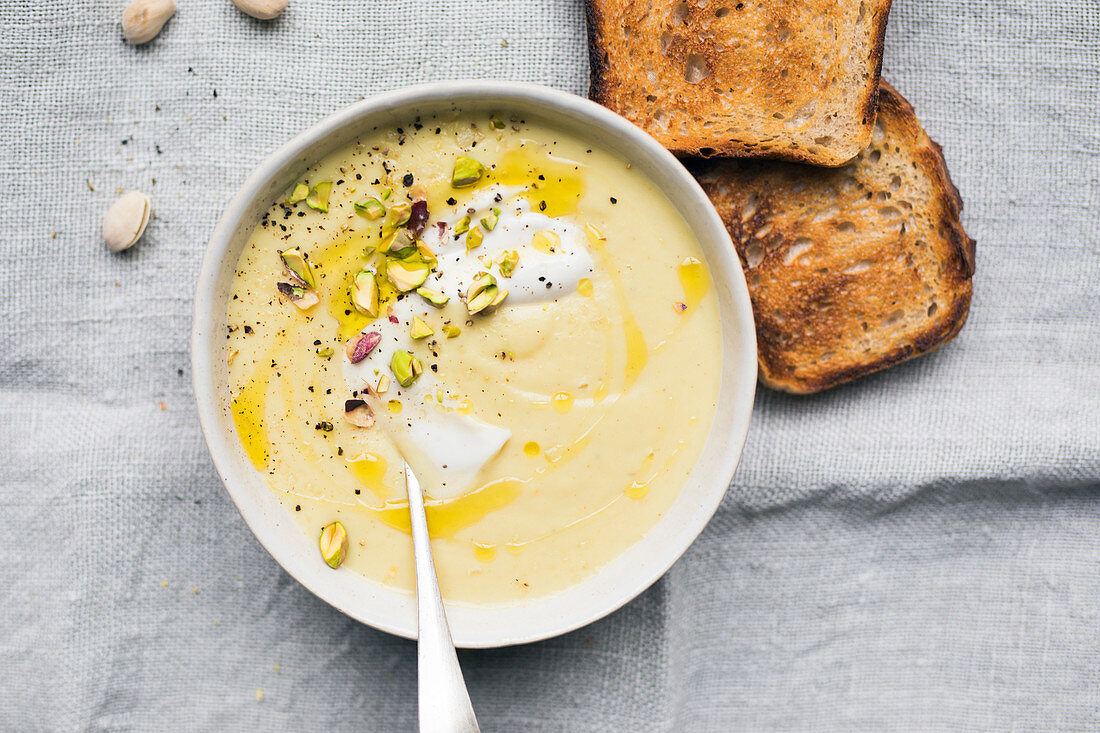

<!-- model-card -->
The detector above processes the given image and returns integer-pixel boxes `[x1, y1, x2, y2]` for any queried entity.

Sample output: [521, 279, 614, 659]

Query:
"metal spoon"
[403, 460, 480, 732]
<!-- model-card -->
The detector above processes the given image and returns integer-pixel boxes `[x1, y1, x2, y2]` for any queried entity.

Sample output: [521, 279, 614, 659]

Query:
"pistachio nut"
[451, 156, 484, 188]
[390, 350, 423, 388]
[354, 198, 385, 220]
[453, 215, 471, 235]
[102, 190, 151, 252]
[306, 181, 332, 212]
[279, 247, 316, 288]
[443, 325, 462, 339]
[345, 330, 381, 364]
[351, 270, 379, 316]
[316, 346, 334, 359]
[480, 207, 500, 231]
[416, 287, 449, 308]
[376, 374, 391, 394]
[319, 521, 349, 569]
[231, 0, 287, 20]
[276, 282, 319, 310]
[410, 316, 434, 340]
[121, 0, 176, 45]
[385, 200, 411, 228]
[386, 260, 430, 292]
[383, 228, 416, 257]
[465, 226, 484, 252]
[498, 249, 519, 277]
[415, 240, 438, 268]
[343, 399, 375, 428]
[464, 272, 499, 315]
[287, 182, 309, 204]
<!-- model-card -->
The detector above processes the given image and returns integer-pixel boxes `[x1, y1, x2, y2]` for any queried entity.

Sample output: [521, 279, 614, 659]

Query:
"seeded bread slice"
[692, 82, 976, 394]
[586, 0, 892, 166]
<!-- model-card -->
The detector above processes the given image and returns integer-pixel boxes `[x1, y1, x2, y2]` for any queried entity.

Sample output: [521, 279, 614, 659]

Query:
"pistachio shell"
[231, 0, 287, 20]
[121, 0, 176, 44]
[102, 190, 151, 252]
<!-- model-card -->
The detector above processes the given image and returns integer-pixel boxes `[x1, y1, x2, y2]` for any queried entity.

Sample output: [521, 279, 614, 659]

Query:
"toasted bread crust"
[586, 0, 893, 166]
[694, 82, 975, 394]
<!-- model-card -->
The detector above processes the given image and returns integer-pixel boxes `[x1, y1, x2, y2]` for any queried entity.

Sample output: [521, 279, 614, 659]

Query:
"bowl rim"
[192, 80, 757, 648]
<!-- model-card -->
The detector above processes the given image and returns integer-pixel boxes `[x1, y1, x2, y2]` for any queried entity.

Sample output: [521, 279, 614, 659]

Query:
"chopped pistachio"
[490, 116, 506, 130]
[319, 521, 349, 569]
[478, 254, 494, 269]
[464, 272, 499, 315]
[415, 240, 438, 268]
[276, 282, 319, 310]
[453, 215, 471, 235]
[351, 270, 379, 316]
[416, 287, 450, 307]
[279, 247, 316, 288]
[386, 260, 430, 291]
[306, 181, 332, 212]
[673, 301, 688, 313]
[531, 230, 560, 254]
[489, 288, 508, 307]
[343, 399, 375, 428]
[390, 350, 423, 388]
[480, 207, 501, 231]
[498, 249, 519, 277]
[376, 374, 390, 394]
[385, 200, 411, 228]
[383, 228, 417, 257]
[465, 226, 484, 252]
[354, 198, 385, 220]
[443, 325, 461, 338]
[363, 245, 377, 257]
[381, 188, 392, 201]
[287, 182, 309, 204]
[317, 346, 334, 359]
[410, 316, 434, 339]
[451, 156, 484, 188]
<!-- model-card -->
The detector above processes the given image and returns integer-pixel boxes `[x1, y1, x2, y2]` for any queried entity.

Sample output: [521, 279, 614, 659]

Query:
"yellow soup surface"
[226, 112, 722, 605]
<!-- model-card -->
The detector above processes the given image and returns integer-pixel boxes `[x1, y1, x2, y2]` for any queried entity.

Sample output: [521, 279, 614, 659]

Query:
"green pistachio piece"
[465, 272, 499, 315]
[490, 288, 508, 307]
[451, 156, 484, 188]
[385, 200, 411, 227]
[306, 181, 332, 212]
[354, 198, 386, 220]
[316, 346, 334, 359]
[465, 226, 484, 252]
[390, 350, 423, 388]
[416, 287, 450, 307]
[498, 249, 519, 277]
[319, 521, 349, 569]
[480, 207, 501, 231]
[415, 241, 438, 269]
[279, 247, 316, 289]
[381, 188, 392, 200]
[287, 182, 309, 204]
[410, 316, 434, 340]
[383, 228, 416, 257]
[490, 116, 506, 130]
[443, 325, 461, 339]
[351, 269, 379, 316]
[453, 215, 471, 235]
[386, 260, 430, 292]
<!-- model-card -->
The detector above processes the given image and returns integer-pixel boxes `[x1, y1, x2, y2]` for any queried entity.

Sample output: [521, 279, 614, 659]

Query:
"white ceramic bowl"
[192, 81, 757, 648]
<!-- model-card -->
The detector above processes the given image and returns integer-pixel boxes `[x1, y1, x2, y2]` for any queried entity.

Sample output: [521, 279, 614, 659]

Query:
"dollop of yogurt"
[343, 185, 595, 499]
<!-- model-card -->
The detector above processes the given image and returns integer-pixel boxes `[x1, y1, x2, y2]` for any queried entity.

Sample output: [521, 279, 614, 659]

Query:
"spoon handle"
[404, 462, 480, 733]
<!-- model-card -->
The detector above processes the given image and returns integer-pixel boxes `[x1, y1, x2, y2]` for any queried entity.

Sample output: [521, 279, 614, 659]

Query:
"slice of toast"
[586, 0, 892, 166]
[692, 82, 976, 394]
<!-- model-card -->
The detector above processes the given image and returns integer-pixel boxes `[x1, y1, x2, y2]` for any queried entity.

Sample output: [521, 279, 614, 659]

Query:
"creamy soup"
[226, 111, 721, 605]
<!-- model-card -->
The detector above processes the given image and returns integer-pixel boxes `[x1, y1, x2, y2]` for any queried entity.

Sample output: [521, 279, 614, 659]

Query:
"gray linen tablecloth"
[2, 0, 1098, 729]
